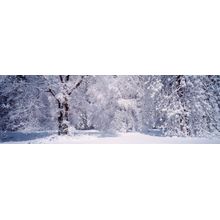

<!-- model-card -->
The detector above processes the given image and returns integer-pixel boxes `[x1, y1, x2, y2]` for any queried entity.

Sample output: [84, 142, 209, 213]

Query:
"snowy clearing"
[1, 130, 220, 144]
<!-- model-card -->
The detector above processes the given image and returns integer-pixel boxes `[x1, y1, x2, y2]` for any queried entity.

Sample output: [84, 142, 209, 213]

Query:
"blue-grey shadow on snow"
[97, 131, 119, 138]
[141, 128, 164, 137]
[73, 129, 119, 138]
[0, 131, 54, 143]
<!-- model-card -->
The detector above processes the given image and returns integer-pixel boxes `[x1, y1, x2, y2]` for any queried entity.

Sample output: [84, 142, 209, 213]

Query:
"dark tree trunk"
[46, 75, 85, 136]
[176, 75, 190, 136]
[58, 96, 69, 135]
[58, 75, 70, 135]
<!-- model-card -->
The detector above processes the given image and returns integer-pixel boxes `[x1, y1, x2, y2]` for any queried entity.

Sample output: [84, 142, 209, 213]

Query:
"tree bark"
[176, 76, 190, 136]
[57, 96, 69, 135]
[46, 75, 85, 135]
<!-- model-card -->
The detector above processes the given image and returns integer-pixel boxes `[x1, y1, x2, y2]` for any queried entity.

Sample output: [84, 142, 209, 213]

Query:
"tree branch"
[46, 88, 58, 100]
[66, 75, 70, 82]
[59, 75, 64, 83]
[68, 76, 85, 95]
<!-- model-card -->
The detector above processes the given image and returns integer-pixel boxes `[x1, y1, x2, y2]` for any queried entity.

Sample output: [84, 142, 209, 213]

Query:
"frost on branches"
[0, 75, 219, 138]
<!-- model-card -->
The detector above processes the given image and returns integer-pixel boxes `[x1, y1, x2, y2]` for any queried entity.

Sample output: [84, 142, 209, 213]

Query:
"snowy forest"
[0, 75, 220, 144]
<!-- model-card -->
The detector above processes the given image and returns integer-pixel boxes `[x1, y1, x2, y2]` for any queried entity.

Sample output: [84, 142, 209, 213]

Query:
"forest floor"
[1, 130, 220, 144]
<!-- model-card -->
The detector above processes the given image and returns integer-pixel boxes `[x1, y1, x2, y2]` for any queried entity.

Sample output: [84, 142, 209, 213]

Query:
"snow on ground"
[1, 130, 220, 144]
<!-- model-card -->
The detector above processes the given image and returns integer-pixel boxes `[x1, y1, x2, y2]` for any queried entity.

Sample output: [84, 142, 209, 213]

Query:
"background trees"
[0, 75, 54, 131]
[0, 75, 219, 137]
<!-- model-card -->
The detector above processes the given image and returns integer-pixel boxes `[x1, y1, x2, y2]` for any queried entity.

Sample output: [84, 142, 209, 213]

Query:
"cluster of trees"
[0, 75, 219, 137]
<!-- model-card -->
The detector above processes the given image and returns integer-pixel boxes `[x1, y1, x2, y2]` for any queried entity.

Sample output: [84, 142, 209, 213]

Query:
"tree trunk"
[176, 76, 190, 136]
[46, 75, 85, 135]
[58, 96, 69, 135]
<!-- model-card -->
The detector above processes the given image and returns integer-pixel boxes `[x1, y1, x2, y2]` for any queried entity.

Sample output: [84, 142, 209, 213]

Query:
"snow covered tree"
[157, 75, 196, 136]
[101, 75, 145, 132]
[141, 75, 163, 131]
[69, 75, 97, 130]
[157, 75, 220, 136]
[0, 75, 219, 137]
[0, 75, 86, 135]
[42, 75, 86, 135]
[0, 75, 53, 131]
[196, 75, 220, 135]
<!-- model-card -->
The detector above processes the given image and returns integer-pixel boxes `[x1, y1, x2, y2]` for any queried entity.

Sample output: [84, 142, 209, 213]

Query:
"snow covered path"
[1, 130, 220, 144]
